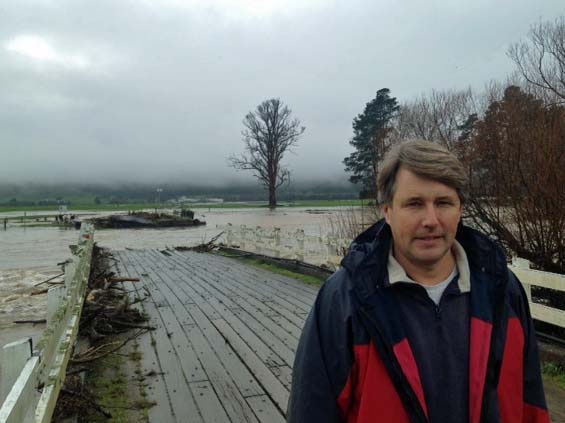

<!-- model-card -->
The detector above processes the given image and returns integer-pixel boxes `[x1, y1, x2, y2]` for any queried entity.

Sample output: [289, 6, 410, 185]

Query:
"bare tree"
[508, 17, 565, 104]
[229, 98, 305, 209]
[465, 85, 565, 273]
[396, 87, 477, 156]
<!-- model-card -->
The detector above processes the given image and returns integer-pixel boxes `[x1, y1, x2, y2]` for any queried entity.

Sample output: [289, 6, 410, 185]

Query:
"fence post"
[273, 228, 281, 258]
[47, 286, 66, 324]
[0, 338, 33, 406]
[296, 229, 305, 262]
[513, 257, 532, 303]
[225, 224, 233, 247]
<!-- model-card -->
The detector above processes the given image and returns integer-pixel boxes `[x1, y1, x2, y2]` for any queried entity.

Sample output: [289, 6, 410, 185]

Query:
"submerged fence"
[0, 224, 94, 423]
[222, 224, 565, 329]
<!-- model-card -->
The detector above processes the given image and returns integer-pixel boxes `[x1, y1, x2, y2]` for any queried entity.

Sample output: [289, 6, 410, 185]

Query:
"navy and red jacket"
[287, 220, 550, 423]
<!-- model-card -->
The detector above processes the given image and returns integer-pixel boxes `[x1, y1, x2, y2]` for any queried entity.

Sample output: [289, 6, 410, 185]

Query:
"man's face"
[383, 167, 462, 273]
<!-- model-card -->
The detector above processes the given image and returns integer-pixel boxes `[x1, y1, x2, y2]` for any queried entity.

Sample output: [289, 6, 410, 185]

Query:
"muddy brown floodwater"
[0, 207, 366, 348]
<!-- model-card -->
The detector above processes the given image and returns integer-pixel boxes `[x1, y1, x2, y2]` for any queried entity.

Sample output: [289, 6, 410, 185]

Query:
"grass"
[86, 352, 130, 422]
[542, 361, 565, 389]
[219, 253, 326, 285]
[83, 338, 153, 422]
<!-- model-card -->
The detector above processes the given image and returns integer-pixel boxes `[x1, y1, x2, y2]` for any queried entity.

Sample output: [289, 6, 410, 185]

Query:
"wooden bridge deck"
[112, 248, 319, 423]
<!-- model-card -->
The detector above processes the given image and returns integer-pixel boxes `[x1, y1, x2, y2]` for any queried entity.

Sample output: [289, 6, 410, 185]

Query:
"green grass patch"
[86, 352, 130, 422]
[542, 361, 565, 389]
[219, 253, 326, 285]
[83, 339, 152, 422]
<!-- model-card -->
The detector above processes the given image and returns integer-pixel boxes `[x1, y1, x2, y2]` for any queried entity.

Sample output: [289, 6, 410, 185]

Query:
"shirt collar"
[386, 239, 471, 293]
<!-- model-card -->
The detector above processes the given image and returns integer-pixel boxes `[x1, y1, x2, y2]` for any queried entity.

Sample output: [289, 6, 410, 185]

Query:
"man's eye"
[437, 200, 454, 206]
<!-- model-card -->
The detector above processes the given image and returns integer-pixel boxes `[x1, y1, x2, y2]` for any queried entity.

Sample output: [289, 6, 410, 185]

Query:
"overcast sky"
[0, 0, 562, 186]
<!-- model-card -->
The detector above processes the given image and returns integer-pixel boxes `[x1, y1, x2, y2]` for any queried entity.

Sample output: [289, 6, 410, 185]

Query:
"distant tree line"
[0, 181, 359, 207]
[343, 17, 565, 275]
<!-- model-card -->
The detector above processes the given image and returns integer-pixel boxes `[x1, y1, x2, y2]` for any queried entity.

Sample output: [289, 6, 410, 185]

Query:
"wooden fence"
[222, 225, 565, 329]
[0, 224, 94, 423]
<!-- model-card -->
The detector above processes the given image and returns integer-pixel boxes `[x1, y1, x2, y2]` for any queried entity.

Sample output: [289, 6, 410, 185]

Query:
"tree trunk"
[269, 184, 277, 210]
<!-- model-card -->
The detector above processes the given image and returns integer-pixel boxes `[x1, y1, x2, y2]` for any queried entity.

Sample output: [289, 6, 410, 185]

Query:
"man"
[287, 140, 549, 423]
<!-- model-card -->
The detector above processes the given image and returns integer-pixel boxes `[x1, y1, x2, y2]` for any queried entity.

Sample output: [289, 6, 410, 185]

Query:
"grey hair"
[377, 139, 468, 204]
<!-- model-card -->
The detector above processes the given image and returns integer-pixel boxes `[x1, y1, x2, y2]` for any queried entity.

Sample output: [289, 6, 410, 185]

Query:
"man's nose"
[422, 204, 440, 227]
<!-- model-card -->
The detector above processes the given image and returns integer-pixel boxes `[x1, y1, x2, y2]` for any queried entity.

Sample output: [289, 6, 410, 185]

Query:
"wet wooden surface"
[112, 249, 319, 423]
[111, 248, 565, 422]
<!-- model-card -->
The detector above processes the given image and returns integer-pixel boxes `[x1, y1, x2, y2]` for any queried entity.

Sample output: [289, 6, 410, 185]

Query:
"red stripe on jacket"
[337, 343, 412, 423]
[498, 317, 551, 423]
[470, 317, 493, 423]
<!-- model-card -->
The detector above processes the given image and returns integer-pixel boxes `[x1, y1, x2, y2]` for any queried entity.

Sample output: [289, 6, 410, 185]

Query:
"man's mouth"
[415, 235, 444, 241]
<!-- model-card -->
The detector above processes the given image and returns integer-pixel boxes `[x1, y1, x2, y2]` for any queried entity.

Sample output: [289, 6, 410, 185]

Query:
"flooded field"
[0, 207, 371, 347]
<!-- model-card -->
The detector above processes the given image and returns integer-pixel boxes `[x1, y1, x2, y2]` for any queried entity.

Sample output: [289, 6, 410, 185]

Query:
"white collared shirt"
[386, 240, 471, 304]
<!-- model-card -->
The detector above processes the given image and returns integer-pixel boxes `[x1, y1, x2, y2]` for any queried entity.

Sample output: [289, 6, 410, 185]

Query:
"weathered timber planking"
[113, 251, 176, 422]
[171, 250, 319, 300]
[172, 251, 316, 311]
[166, 251, 313, 313]
[135, 251, 265, 421]
[124, 252, 259, 423]
[228, 308, 295, 367]
[246, 395, 286, 423]
[212, 319, 289, 412]
[269, 365, 293, 390]
[114, 255, 203, 423]
[165, 251, 306, 336]
[111, 248, 323, 422]
[164, 251, 309, 331]
[153, 254, 293, 366]
[189, 381, 231, 423]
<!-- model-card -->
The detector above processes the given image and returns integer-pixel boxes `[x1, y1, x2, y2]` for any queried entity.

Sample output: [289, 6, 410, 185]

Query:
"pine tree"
[343, 88, 399, 199]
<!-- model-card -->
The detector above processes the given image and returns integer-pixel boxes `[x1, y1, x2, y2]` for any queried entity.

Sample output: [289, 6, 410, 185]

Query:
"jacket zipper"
[359, 307, 429, 423]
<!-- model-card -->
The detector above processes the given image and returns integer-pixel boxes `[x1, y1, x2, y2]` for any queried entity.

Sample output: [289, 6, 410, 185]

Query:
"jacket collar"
[342, 219, 507, 300]
[387, 240, 471, 293]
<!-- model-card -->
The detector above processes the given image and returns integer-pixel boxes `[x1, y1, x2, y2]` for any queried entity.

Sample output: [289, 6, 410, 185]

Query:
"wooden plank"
[511, 266, 565, 292]
[531, 303, 565, 328]
[0, 356, 39, 423]
[270, 366, 293, 390]
[175, 251, 316, 311]
[154, 261, 292, 366]
[230, 309, 295, 367]
[127, 251, 261, 423]
[176, 259, 307, 346]
[164, 252, 310, 330]
[118, 251, 202, 423]
[212, 319, 289, 412]
[246, 395, 286, 423]
[189, 381, 231, 423]
[156, 255, 299, 364]
[166, 251, 313, 312]
[113, 252, 174, 423]
[171, 250, 319, 299]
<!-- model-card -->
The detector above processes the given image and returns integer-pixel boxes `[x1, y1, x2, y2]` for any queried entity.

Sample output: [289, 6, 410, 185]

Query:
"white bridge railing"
[221, 224, 350, 268]
[0, 224, 94, 423]
[222, 225, 565, 329]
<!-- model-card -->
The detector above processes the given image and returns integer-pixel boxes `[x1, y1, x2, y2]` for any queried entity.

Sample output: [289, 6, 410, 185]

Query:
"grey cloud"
[0, 0, 563, 185]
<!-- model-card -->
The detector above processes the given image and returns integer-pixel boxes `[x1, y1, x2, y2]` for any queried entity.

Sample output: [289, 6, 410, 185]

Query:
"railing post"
[47, 286, 66, 324]
[0, 338, 33, 406]
[273, 228, 281, 258]
[226, 224, 233, 247]
[513, 257, 532, 303]
[296, 229, 305, 262]
[240, 225, 247, 250]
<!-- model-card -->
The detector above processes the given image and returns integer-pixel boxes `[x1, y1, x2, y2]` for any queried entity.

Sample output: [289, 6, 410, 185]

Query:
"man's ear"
[383, 204, 391, 225]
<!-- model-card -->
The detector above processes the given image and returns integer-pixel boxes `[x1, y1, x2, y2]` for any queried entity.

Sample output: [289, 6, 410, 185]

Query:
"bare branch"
[228, 98, 305, 209]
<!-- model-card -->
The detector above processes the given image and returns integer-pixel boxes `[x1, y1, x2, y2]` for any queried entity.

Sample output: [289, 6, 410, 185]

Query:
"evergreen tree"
[343, 88, 399, 199]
